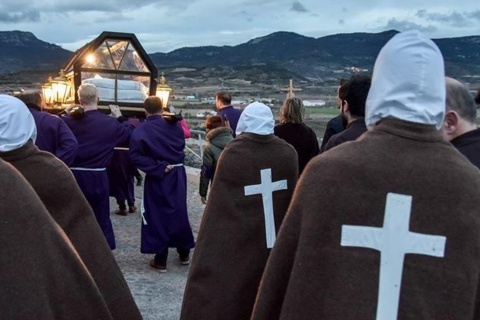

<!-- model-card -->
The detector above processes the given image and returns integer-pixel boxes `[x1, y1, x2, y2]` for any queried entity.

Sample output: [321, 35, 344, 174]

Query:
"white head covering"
[365, 30, 446, 129]
[0, 94, 37, 152]
[236, 102, 274, 136]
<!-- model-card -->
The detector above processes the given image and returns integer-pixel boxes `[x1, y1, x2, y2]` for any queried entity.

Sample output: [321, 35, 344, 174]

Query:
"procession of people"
[1, 29, 480, 319]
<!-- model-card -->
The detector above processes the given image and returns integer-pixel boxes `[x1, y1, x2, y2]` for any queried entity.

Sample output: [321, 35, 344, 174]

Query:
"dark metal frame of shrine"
[61, 31, 158, 116]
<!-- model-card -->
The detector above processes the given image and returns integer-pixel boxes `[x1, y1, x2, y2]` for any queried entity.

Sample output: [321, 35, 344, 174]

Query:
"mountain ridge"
[0, 30, 478, 91]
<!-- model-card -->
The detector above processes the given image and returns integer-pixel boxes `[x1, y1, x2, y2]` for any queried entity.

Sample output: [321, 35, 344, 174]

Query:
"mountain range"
[0, 29, 479, 90]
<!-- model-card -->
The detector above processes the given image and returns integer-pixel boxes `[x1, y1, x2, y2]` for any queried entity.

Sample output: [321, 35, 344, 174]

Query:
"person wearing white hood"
[180, 102, 298, 320]
[251, 30, 480, 320]
[0, 94, 143, 319]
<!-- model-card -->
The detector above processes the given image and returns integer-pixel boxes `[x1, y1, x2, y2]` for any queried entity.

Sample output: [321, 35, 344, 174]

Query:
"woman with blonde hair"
[274, 97, 319, 175]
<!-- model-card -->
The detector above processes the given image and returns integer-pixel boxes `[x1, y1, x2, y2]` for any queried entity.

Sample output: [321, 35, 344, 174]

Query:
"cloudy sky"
[0, 0, 479, 53]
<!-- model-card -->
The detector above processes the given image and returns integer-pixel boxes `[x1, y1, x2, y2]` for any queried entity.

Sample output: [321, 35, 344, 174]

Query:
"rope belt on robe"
[140, 162, 184, 225]
[70, 167, 107, 171]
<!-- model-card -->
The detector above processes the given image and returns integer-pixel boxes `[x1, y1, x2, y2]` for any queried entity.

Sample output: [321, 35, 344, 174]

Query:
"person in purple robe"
[18, 90, 78, 165]
[62, 83, 133, 250]
[108, 117, 141, 216]
[129, 96, 195, 272]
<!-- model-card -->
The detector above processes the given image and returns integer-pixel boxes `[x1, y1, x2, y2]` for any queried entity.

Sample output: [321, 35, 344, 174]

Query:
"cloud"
[384, 18, 437, 34]
[291, 1, 308, 13]
[416, 10, 471, 27]
[0, 11, 40, 23]
[416, 9, 480, 28]
[466, 10, 480, 20]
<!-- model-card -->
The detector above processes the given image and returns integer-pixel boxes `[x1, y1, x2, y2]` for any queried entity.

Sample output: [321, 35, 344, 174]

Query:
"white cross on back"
[244, 168, 287, 248]
[341, 193, 447, 320]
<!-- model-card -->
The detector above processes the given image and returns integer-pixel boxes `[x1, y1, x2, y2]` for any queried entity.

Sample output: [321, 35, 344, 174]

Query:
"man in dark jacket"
[215, 91, 242, 137]
[440, 77, 480, 169]
[321, 75, 370, 153]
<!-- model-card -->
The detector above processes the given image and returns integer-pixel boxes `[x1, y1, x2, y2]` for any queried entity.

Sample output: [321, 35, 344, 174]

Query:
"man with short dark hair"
[215, 91, 242, 136]
[321, 75, 371, 152]
[130, 96, 195, 272]
[320, 79, 347, 149]
[18, 90, 78, 165]
[441, 77, 480, 168]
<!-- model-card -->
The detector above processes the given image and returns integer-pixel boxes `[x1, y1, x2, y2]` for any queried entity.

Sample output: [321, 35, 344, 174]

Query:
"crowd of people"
[1, 29, 480, 319]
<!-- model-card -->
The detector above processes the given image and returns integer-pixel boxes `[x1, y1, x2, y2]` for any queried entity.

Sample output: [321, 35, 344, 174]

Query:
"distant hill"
[150, 30, 480, 83]
[0, 30, 479, 90]
[0, 30, 72, 73]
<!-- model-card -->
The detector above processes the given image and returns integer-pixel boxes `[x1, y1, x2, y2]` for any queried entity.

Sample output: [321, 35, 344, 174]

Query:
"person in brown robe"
[251, 31, 480, 320]
[180, 102, 298, 320]
[0, 159, 114, 320]
[0, 94, 142, 320]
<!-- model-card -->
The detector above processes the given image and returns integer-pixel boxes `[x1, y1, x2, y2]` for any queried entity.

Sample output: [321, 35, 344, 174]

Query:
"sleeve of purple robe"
[55, 119, 78, 166]
[129, 135, 169, 178]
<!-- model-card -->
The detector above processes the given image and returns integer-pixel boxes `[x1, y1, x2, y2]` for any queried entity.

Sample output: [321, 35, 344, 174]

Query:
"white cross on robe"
[341, 193, 446, 320]
[244, 168, 287, 248]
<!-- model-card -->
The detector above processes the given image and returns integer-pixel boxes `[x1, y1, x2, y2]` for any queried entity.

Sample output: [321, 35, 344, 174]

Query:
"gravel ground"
[111, 168, 203, 320]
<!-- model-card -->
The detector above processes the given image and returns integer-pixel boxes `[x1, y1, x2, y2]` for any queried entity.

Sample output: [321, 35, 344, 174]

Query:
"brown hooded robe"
[0, 159, 113, 319]
[180, 133, 298, 320]
[251, 119, 480, 320]
[0, 141, 142, 320]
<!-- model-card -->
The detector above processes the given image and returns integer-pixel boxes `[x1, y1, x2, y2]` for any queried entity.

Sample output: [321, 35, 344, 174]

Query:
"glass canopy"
[62, 31, 158, 108]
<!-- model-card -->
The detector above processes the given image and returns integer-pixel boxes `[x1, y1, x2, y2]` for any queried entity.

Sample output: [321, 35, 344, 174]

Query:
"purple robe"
[129, 115, 195, 254]
[107, 119, 140, 207]
[63, 110, 133, 249]
[28, 106, 78, 165]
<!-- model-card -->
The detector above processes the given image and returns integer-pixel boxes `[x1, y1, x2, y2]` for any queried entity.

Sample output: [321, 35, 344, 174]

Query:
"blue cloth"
[28, 107, 78, 165]
[129, 115, 195, 254]
[63, 110, 133, 249]
[219, 105, 242, 137]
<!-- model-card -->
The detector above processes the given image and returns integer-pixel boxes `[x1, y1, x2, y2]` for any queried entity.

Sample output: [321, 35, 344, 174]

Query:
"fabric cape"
[0, 141, 142, 320]
[251, 119, 480, 320]
[181, 133, 298, 320]
[0, 159, 114, 320]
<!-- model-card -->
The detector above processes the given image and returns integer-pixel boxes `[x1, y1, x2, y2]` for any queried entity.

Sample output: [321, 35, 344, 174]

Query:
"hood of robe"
[0, 94, 37, 152]
[365, 30, 446, 130]
[236, 102, 274, 136]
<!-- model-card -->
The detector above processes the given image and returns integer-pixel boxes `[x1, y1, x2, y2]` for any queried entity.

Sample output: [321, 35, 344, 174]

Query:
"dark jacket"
[320, 114, 345, 149]
[274, 122, 319, 175]
[450, 128, 480, 170]
[321, 118, 367, 153]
